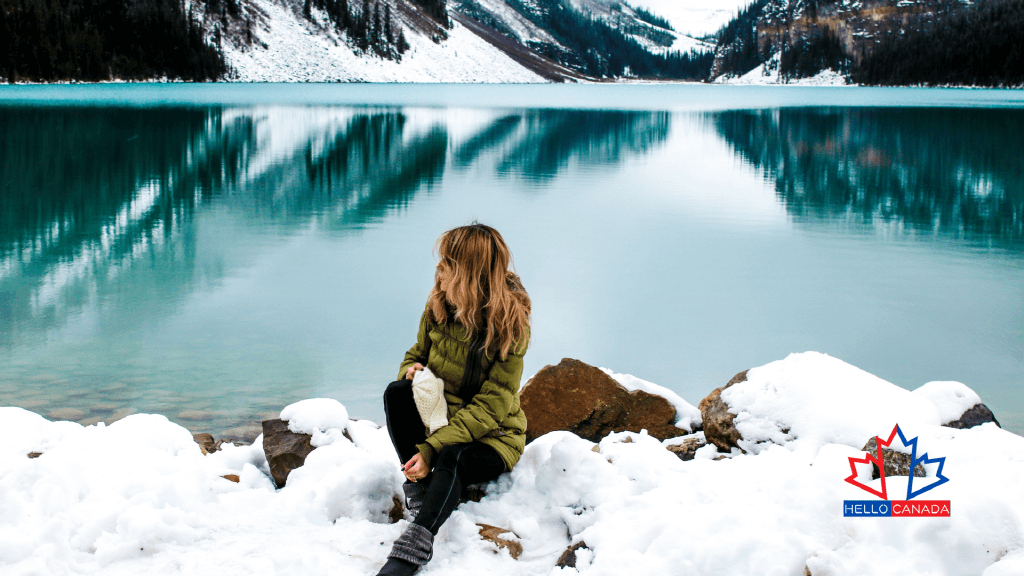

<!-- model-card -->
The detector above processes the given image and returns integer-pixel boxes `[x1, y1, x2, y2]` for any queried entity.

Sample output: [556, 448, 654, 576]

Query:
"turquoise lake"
[1, 84, 1022, 439]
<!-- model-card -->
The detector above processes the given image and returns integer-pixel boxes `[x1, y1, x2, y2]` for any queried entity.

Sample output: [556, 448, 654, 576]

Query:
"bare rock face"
[477, 524, 522, 559]
[667, 438, 706, 461]
[262, 419, 315, 489]
[862, 437, 926, 479]
[943, 403, 1001, 429]
[556, 541, 589, 568]
[697, 370, 748, 452]
[520, 358, 689, 443]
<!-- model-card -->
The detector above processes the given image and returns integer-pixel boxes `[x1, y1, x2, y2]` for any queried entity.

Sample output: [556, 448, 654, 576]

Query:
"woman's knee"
[434, 444, 470, 472]
[384, 379, 411, 404]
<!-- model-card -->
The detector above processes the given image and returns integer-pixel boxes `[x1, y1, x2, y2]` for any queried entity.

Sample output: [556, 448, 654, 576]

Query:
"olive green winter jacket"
[397, 307, 528, 472]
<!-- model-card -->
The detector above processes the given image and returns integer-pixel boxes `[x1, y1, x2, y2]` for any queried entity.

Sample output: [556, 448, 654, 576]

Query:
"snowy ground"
[224, 0, 545, 82]
[715, 55, 852, 86]
[2, 352, 1022, 575]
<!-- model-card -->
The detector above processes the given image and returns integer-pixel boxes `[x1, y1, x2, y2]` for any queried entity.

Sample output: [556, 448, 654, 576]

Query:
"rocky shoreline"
[185, 356, 1001, 488]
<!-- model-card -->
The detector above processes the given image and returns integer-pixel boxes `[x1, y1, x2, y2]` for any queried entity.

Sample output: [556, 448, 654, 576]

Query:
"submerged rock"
[47, 408, 86, 421]
[262, 418, 315, 489]
[477, 524, 522, 559]
[520, 358, 689, 443]
[862, 437, 926, 479]
[697, 370, 748, 452]
[943, 403, 1000, 430]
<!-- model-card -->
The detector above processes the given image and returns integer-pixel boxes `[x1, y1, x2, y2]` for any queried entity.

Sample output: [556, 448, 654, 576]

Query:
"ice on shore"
[2, 352, 1022, 575]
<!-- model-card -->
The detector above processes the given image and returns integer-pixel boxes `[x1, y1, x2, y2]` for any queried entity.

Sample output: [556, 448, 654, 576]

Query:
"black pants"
[383, 379, 505, 535]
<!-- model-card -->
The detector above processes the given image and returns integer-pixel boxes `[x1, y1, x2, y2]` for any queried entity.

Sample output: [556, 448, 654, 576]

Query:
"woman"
[377, 223, 530, 576]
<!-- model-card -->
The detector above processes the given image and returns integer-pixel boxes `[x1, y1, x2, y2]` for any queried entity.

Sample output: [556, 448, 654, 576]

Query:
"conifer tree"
[371, 2, 381, 53]
[357, 0, 370, 50]
[397, 27, 408, 54]
[384, 4, 393, 45]
[340, 0, 351, 30]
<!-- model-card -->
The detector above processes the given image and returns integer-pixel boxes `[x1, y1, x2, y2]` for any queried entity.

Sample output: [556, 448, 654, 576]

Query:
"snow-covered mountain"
[188, 0, 717, 81]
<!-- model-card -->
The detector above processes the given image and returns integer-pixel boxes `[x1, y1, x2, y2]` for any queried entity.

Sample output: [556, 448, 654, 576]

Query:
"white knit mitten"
[411, 367, 448, 434]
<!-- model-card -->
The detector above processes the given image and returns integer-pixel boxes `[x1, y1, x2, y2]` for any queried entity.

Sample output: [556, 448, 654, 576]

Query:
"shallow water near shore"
[1, 85, 1022, 438]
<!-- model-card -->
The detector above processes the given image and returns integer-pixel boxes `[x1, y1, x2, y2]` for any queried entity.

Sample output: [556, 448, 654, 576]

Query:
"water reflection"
[713, 108, 1024, 248]
[0, 108, 248, 345]
[0, 105, 671, 436]
[453, 111, 671, 179]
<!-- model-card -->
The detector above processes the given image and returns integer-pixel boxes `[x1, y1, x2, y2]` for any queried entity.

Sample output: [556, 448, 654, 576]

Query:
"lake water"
[1, 84, 1022, 439]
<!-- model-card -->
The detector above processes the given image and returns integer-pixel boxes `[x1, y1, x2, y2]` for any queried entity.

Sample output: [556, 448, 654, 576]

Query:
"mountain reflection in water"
[713, 108, 1024, 249]
[0, 106, 671, 435]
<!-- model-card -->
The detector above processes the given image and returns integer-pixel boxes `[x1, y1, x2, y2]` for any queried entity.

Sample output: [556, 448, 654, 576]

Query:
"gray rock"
[943, 403, 1000, 430]
[262, 419, 315, 488]
[697, 370, 748, 452]
[862, 437, 926, 479]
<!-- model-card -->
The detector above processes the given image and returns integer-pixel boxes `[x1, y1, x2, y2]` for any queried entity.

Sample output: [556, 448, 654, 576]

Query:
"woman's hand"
[405, 363, 424, 380]
[403, 453, 428, 482]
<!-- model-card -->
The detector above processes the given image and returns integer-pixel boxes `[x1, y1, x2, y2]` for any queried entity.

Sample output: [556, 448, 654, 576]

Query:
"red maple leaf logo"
[844, 425, 900, 500]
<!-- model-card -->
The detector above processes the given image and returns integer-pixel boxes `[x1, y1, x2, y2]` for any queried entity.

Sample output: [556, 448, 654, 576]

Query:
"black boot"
[375, 557, 419, 576]
[375, 524, 433, 576]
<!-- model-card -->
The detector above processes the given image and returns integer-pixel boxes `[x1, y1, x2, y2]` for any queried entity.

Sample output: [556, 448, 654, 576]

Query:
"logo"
[843, 424, 951, 517]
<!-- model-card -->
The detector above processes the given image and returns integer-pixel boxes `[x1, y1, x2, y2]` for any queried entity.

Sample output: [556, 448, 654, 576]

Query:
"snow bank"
[722, 352, 943, 455]
[913, 381, 984, 424]
[2, 355, 1023, 576]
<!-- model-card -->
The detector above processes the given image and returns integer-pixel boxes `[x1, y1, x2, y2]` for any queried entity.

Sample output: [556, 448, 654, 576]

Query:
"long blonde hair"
[427, 223, 531, 360]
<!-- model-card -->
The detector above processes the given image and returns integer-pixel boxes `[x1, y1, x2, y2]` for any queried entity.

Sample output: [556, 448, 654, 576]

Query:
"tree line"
[713, 0, 1024, 86]
[303, 0, 412, 59]
[0, 0, 226, 82]
[854, 0, 1024, 87]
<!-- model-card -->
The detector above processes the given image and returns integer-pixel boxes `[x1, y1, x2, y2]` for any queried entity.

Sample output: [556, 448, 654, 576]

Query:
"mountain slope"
[204, 0, 548, 81]
[710, 0, 1024, 86]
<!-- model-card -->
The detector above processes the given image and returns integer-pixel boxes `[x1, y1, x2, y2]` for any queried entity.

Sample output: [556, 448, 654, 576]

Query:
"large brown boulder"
[262, 419, 315, 489]
[697, 370, 748, 452]
[943, 403, 1000, 429]
[520, 358, 689, 443]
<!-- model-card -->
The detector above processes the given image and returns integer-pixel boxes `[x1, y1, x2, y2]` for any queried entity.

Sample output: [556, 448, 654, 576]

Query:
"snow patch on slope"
[224, 0, 545, 82]
[715, 54, 851, 85]
[630, 0, 754, 37]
